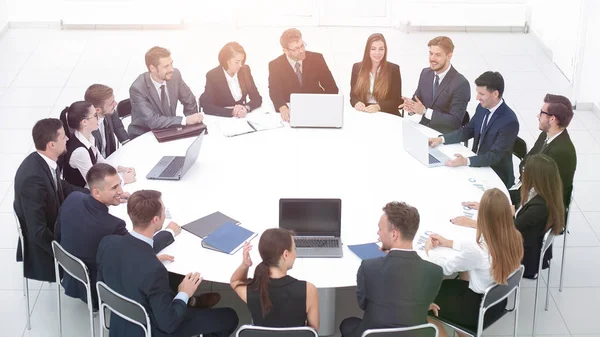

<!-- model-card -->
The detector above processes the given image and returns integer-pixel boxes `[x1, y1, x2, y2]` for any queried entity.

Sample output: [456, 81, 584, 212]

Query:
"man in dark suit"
[54, 163, 177, 308]
[429, 71, 519, 188]
[85, 84, 130, 157]
[97, 190, 238, 337]
[340, 202, 443, 337]
[401, 36, 471, 134]
[14, 118, 88, 282]
[268, 28, 339, 122]
[128, 46, 204, 139]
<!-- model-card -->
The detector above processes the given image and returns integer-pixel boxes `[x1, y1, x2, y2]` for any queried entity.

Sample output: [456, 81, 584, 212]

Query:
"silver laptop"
[146, 133, 205, 180]
[289, 94, 344, 128]
[279, 198, 343, 258]
[402, 120, 451, 167]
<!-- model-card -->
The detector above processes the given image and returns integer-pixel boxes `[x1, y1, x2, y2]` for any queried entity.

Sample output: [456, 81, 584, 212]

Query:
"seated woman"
[230, 228, 319, 330]
[425, 188, 523, 336]
[200, 42, 262, 117]
[59, 101, 136, 188]
[350, 33, 402, 115]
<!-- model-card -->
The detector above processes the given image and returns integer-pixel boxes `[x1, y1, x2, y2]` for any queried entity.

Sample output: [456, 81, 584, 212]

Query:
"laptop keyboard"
[295, 238, 339, 248]
[429, 154, 441, 164]
[159, 157, 185, 177]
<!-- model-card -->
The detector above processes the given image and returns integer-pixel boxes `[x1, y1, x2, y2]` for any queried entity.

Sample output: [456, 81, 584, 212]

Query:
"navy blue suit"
[414, 66, 471, 134]
[97, 234, 238, 337]
[54, 192, 174, 308]
[443, 101, 519, 188]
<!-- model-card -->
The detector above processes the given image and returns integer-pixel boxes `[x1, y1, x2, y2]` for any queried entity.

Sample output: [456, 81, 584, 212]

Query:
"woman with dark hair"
[200, 42, 262, 117]
[59, 101, 135, 188]
[350, 33, 402, 115]
[230, 228, 319, 329]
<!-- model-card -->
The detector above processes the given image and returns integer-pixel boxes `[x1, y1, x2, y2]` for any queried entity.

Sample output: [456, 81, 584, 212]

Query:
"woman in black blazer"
[350, 33, 402, 115]
[200, 42, 262, 117]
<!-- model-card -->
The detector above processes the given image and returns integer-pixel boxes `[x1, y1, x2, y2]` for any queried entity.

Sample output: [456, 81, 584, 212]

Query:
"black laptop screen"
[279, 199, 341, 236]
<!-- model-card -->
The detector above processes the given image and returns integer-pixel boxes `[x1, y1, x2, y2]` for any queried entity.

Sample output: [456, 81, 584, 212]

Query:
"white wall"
[7, 0, 59, 23]
[574, 0, 600, 108]
[0, 0, 8, 32]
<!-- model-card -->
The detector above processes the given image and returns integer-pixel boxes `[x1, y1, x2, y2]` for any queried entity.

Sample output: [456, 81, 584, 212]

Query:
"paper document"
[246, 113, 284, 131]
[214, 117, 256, 137]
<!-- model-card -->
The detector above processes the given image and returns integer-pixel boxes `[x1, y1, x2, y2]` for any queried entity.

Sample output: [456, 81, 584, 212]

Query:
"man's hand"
[166, 221, 182, 236]
[279, 106, 290, 122]
[462, 201, 480, 210]
[429, 303, 440, 316]
[242, 241, 253, 267]
[412, 96, 426, 115]
[428, 137, 443, 147]
[364, 104, 380, 113]
[122, 170, 136, 184]
[232, 105, 248, 118]
[445, 154, 468, 167]
[157, 254, 174, 262]
[400, 96, 414, 112]
[354, 102, 366, 111]
[450, 216, 477, 228]
[186, 113, 204, 125]
[178, 272, 202, 298]
[430, 233, 452, 248]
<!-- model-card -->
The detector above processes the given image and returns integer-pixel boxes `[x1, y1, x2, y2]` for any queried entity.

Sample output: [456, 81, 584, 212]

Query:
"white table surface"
[107, 106, 507, 288]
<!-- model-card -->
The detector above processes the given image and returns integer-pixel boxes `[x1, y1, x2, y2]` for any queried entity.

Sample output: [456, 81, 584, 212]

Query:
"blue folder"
[348, 243, 386, 260]
[201, 222, 257, 255]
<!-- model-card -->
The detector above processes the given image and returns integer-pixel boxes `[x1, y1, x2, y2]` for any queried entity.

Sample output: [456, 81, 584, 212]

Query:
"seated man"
[128, 46, 204, 139]
[97, 190, 239, 337]
[401, 36, 470, 134]
[268, 28, 339, 122]
[14, 118, 88, 283]
[429, 71, 519, 188]
[85, 84, 130, 158]
[339, 202, 443, 337]
[54, 163, 177, 309]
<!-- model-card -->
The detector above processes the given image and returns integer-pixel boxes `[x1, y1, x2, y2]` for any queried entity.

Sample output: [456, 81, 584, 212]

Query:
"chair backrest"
[462, 111, 471, 126]
[542, 229, 555, 256]
[117, 99, 132, 119]
[236, 325, 318, 337]
[481, 265, 525, 309]
[512, 137, 527, 160]
[51, 240, 91, 286]
[362, 323, 438, 337]
[96, 281, 151, 337]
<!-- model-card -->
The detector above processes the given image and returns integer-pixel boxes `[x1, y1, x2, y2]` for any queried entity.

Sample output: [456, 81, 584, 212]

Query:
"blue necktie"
[477, 109, 491, 152]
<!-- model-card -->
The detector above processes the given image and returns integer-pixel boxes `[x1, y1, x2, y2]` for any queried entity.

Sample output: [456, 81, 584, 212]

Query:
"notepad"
[348, 243, 386, 260]
[215, 117, 256, 137]
[201, 222, 257, 255]
[182, 211, 240, 238]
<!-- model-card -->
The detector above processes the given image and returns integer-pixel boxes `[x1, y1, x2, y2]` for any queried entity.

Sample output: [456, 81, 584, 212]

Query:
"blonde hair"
[280, 28, 302, 49]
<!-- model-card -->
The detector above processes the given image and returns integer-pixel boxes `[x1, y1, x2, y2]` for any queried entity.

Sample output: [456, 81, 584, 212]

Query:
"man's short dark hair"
[544, 93, 574, 128]
[145, 46, 171, 71]
[382, 201, 420, 241]
[475, 71, 505, 98]
[86, 163, 118, 189]
[127, 190, 163, 229]
[32, 118, 63, 151]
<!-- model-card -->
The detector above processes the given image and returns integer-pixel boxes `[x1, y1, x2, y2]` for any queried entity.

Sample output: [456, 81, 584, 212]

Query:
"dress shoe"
[188, 292, 221, 309]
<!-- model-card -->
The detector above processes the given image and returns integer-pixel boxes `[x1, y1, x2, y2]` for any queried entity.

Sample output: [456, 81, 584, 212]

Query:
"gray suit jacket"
[128, 68, 198, 138]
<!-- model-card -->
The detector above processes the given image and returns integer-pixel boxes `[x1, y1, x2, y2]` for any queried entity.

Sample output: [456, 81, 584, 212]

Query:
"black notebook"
[182, 211, 240, 238]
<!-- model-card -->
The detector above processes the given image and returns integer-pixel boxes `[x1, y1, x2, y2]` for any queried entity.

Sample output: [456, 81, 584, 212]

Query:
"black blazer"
[414, 66, 471, 134]
[54, 192, 174, 308]
[520, 130, 577, 210]
[97, 234, 187, 337]
[200, 65, 262, 117]
[92, 111, 130, 158]
[350, 62, 402, 115]
[13, 152, 87, 282]
[351, 250, 443, 337]
[515, 195, 551, 278]
[268, 51, 339, 112]
[444, 101, 520, 188]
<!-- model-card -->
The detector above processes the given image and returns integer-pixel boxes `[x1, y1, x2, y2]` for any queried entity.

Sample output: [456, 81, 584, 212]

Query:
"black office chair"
[512, 137, 527, 161]
[236, 325, 318, 337]
[462, 111, 471, 147]
[362, 323, 438, 337]
[116, 99, 131, 120]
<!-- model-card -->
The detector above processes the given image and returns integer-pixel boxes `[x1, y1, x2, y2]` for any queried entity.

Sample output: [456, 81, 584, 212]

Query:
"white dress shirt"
[515, 188, 537, 217]
[223, 68, 243, 102]
[546, 129, 564, 145]
[424, 64, 452, 120]
[428, 239, 494, 294]
[286, 55, 303, 74]
[37, 152, 58, 187]
[97, 116, 106, 157]
[367, 69, 379, 104]
[69, 130, 112, 183]
[150, 75, 186, 125]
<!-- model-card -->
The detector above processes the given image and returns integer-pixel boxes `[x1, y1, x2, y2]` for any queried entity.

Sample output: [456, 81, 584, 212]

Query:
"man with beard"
[128, 46, 203, 139]
[401, 36, 471, 133]
[268, 28, 339, 122]
[339, 202, 442, 337]
[14, 118, 88, 282]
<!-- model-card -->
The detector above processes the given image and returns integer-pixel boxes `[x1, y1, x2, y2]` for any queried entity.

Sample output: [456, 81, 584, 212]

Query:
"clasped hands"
[399, 96, 425, 115]
[354, 102, 381, 113]
[231, 105, 248, 118]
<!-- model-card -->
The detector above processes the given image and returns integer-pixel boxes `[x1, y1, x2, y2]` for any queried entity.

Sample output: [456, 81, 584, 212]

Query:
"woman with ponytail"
[59, 101, 136, 188]
[230, 228, 319, 329]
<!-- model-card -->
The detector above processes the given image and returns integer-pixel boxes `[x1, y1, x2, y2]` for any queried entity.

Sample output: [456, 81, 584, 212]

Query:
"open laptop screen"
[279, 199, 341, 236]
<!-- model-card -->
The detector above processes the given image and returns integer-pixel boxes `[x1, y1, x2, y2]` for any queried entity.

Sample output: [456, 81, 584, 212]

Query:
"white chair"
[52, 240, 95, 337]
[236, 325, 318, 337]
[559, 198, 573, 292]
[532, 229, 556, 336]
[14, 212, 31, 330]
[97, 281, 151, 337]
[362, 323, 438, 337]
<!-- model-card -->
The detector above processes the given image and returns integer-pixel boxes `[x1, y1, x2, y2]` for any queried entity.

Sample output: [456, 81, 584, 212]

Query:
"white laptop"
[289, 93, 344, 128]
[402, 120, 451, 167]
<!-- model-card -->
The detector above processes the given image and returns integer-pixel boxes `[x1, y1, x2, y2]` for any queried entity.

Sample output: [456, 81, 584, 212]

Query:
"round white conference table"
[107, 107, 508, 336]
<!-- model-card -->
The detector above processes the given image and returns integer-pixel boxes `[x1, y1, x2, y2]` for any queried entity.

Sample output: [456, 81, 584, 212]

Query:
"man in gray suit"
[339, 202, 443, 337]
[128, 46, 204, 139]
[401, 36, 471, 134]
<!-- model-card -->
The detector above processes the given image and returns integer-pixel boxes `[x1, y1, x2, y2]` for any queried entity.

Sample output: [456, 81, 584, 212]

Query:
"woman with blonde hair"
[425, 188, 523, 337]
[350, 33, 402, 115]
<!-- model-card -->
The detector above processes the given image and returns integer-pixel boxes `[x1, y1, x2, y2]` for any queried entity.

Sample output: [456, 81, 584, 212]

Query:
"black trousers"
[172, 306, 239, 337]
[339, 317, 362, 337]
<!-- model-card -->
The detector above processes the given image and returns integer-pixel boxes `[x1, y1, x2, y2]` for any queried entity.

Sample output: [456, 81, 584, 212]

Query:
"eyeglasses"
[539, 110, 553, 117]
[287, 42, 307, 53]
[86, 112, 99, 120]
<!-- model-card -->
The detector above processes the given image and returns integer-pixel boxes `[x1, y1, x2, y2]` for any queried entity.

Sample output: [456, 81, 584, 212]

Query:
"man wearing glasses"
[268, 28, 339, 122]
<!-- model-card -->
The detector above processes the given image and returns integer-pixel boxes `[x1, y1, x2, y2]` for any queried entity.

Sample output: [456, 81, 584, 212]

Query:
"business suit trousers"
[172, 306, 239, 337]
[339, 317, 361, 337]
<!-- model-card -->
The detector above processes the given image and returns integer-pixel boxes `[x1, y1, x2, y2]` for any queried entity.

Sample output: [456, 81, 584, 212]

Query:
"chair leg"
[559, 230, 568, 292]
[24, 278, 31, 330]
[532, 275, 540, 337]
[545, 261, 552, 311]
[56, 263, 63, 337]
[513, 288, 520, 337]
[87, 286, 95, 337]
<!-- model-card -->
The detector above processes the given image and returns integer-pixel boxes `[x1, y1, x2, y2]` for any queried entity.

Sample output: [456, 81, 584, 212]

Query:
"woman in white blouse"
[59, 101, 135, 188]
[425, 188, 523, 337]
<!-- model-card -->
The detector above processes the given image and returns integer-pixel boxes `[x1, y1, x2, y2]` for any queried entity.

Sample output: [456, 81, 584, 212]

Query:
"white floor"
[0, 26, 599, 337]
